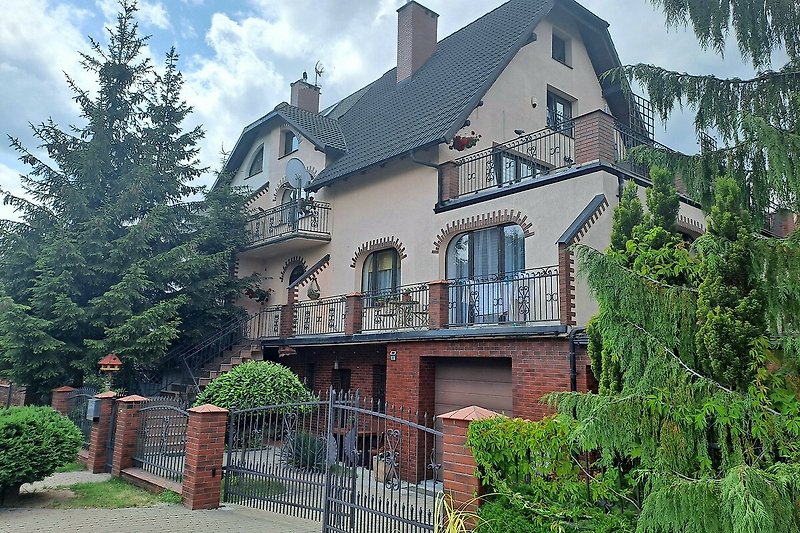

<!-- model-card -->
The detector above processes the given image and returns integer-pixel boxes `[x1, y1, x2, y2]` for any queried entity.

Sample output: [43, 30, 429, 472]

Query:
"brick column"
[183, 404, 228, 510]
[111, 395, 148, 477]
[344, 293, 364, 335]
[428, 280, 450, 329]
[279, 288, 297, 338]
[86, 391, 117, 473]
[51, 386, 75, 415]
[558, 243, 576, 326]
[573, 110, 617, 165]
[439, 406, 499, 515]
[439, 161, 459, 202]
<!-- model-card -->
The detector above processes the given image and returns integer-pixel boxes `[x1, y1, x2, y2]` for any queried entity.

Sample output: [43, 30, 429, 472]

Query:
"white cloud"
[138, 1, 171, 30]
[0, 162, 26, 222]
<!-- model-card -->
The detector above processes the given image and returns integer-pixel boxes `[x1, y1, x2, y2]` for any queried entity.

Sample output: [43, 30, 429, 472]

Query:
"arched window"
[288, 264, 305, 286]
[362, 249, 400, 296]
[446, 224, 524, 279]
[247, 145, 264, 178]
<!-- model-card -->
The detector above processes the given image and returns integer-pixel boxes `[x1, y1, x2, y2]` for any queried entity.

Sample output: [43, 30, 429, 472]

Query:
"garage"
[434, 358, 513, 417]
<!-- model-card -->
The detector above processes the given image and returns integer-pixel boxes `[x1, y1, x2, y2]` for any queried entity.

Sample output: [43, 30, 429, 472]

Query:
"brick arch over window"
[273, 181, 295, 202]
[431, 209, 534, 254]
[350, 237, 407, 268]
[279, 256, 308, 282]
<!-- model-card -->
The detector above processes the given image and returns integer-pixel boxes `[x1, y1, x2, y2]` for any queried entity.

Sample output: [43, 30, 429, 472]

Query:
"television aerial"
[314, 61, 325, 87]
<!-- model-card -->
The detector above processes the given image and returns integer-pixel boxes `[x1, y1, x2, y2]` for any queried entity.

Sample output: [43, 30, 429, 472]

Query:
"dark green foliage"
[610, 181, 644, 250]
[695, 178, 767, 391]
[287, 431, 325, 471]
[467, 416, 634, 532]
[194, 361, 316, 410]
[0, 407, 81, 495]
[0, 2, 249, 397]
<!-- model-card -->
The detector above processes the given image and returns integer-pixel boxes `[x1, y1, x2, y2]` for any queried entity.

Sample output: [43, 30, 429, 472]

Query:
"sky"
[0, 0, 768, 221]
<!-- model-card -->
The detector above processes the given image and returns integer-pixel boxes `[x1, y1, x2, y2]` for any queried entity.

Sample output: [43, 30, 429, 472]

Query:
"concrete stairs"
[196, 343, 265, 390]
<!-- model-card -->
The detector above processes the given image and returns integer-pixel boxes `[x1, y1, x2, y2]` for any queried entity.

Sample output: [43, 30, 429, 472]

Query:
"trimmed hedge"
[1, 406, 82, 502]
[194, 360, 316, 410]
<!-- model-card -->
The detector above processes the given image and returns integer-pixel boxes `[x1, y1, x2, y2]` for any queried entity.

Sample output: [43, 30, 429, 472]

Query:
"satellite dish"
[286, 158, 312, 189]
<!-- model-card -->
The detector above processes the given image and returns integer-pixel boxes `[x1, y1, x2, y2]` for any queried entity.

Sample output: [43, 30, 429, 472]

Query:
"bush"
[194, 360, 316, 410]
[286, 431, 325, 471]
[1, 406, 82, 504]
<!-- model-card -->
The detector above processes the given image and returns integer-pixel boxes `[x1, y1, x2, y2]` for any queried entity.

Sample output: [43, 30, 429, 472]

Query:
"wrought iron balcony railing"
[447, 124, 576, 199]
[447, 266, 560, 327]
[361, 282, 430, 332]
[247, 200, 331, 248]
[293, 295, 347, 336]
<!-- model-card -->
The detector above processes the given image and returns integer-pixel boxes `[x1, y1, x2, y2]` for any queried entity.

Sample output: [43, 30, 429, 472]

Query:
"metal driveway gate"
[223, 390, 443, 532]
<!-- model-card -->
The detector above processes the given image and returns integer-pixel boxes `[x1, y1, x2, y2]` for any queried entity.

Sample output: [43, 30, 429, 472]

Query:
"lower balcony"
[259, 266, 562, 340]
[246, 200, 331, 251]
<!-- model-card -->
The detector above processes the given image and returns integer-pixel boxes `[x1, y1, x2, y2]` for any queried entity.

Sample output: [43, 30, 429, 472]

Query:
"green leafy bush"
[1, 406, 82, 503]
[194, 360, 315, 410]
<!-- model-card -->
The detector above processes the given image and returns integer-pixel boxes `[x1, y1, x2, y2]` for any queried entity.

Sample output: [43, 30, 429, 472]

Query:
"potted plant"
[244, 287, 273, 304]
[449, 131, 481, 151]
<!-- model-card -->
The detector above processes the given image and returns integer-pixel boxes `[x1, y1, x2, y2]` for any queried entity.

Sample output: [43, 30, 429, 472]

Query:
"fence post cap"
[95, 391, 118, 399]
[437, 405, 500, 421]
[117, 394, 149, 403]
[53, 386, 76, 393]
[188, 404, 228, 414]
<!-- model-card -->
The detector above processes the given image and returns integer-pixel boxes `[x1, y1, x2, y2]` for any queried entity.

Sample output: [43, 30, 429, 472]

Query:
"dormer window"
[247, 145, 264, 178]
[283, 131, 299, 156]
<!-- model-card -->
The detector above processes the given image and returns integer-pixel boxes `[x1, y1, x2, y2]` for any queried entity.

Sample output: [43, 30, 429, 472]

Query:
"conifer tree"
[0, 1, 249, 397]
[610, 181, 644, 250]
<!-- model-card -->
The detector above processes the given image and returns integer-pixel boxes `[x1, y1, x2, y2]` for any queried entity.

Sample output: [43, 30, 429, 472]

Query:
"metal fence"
[449, 123, 575, 199]
[133, 399, 189, 483]
[224, 390, 443, 532]
[613, 121, 675, 179]
[66, 387, 98, 450]
[361, 282, 430, 332]
[447, 266, 560, 327]
[294, 296, 347, 336]
[248, 200, 331, 247]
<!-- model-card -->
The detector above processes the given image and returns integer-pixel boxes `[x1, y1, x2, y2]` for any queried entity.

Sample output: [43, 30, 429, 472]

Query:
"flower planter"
[372, 455, 389, 482]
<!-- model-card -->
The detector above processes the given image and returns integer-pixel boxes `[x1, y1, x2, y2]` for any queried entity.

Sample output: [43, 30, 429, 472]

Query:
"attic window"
[283, 131, 300, 156]
[247, 145, 264, 178]
[551, 32, 570, 66]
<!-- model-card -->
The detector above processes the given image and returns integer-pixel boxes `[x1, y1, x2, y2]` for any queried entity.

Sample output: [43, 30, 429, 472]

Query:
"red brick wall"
[385, 337, 589, 421]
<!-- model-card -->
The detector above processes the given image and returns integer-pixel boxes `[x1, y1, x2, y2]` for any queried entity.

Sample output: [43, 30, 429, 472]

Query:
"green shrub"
[194, 360, 316, 410]
[1, 406, 82, 502]
[287, 431, 325, 471]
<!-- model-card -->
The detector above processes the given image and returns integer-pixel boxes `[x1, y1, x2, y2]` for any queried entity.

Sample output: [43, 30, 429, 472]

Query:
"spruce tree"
[0, 1, 249, 397]
[610, 180, 644, 250]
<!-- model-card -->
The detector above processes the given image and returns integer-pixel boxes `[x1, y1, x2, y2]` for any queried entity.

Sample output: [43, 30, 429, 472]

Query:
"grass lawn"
[43, 479, 180, 509]
[55, 461, 86, 473]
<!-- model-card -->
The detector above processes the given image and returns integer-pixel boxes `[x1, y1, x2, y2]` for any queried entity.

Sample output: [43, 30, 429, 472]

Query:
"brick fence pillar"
[439, 406, 499, 515]
[440, 161, 459, 202]
[86, 391, 117, 473]
[345, 293, 364, 335]
[573, 110, 617, 165]
[51, 386, 75, 415]
[183, 404, 228, 510]
[111, 395, 148, 477]
[428, 280, 450, 329]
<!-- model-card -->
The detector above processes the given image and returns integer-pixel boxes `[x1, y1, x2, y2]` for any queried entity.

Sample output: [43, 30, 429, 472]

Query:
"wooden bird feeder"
[98, 353, 123, 373]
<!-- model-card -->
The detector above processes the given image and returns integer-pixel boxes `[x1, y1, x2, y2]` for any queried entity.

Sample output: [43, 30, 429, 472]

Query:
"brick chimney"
[396, 1, 438, 83]
[290, 78, 320, 113]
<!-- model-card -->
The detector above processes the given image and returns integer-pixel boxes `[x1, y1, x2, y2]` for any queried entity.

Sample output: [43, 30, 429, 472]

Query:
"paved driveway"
[0, 504, 319, 532]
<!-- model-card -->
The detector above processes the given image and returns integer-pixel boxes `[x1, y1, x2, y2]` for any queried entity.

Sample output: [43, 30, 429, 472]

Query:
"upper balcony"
[246, 199, 332, 253]
[438, 110, 669, 206]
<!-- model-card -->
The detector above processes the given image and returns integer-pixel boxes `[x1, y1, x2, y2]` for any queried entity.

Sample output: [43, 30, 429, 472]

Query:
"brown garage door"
[434, 358, 513, 417]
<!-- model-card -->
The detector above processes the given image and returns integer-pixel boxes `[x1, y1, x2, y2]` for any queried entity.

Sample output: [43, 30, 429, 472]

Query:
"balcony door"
[446, 224, 524, 324]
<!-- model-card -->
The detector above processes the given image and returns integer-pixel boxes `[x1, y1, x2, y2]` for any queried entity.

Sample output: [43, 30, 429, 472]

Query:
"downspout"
[410, 146, 443, 205]
[568, 326, 587, 392]
[617, 172, 625, 203]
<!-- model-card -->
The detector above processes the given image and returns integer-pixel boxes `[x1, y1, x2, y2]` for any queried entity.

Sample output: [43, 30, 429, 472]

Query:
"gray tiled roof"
[274, 102, 347, 152]
[307, 0, 554, 191]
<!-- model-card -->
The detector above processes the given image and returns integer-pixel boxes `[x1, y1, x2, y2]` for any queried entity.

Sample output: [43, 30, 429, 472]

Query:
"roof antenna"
[302, 71, 308, 82]
[314, 61, 325, 87]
